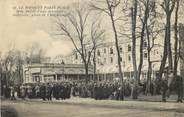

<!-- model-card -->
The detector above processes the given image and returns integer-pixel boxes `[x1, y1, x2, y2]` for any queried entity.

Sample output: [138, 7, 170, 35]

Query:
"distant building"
[24, 24, 183, 83]
[56, 37, 181, 81]
[23, 63, 93, 83]
[54, 40, 159, 80]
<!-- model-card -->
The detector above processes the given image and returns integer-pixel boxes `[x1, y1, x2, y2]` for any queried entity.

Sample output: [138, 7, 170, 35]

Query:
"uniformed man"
[40, 84, 46, 101]
[10, 86, 16, 100]
[20, 85, 26, 100]
[54, 83, 60, 100]
[175, 75, 183, 103]
[46, 83, 53, 101]
[27, 85, 33, 99]
[93, 83, 98, 100]
[35, 84, 40, 98]
[161, 74, 168, 102]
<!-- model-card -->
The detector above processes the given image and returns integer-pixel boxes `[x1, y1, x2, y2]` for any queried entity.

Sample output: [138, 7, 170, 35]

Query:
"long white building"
[55, 37, 180, 81]
[23, 24, 184, 83]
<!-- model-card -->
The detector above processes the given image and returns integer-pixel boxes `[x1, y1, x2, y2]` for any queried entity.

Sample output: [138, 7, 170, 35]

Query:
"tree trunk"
[131, 0, 138, 99]
[106, 0, 124, 100]
[93, 48, 96, 81]
[145, 21, 152, 95]
[158, 30, 168, 80]
[166, 13, 173, 71]
[85, 63, 89, 83]
[137, 0, 149, 84]
[158, 0, 175, 80]
[146, 61, 152, 95]
[173, 0, 179, 76]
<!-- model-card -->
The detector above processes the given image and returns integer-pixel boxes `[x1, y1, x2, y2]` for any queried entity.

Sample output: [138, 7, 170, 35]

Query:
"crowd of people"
[1, 74, 183, 102]
[1, 79, 144, 101]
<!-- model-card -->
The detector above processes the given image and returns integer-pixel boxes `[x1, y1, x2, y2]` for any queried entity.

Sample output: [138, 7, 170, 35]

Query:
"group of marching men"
[19, 82, 72, 101]
[1, 73, 183, 102]
[2, 81, 130, 101]
[1, 82, 72, 101]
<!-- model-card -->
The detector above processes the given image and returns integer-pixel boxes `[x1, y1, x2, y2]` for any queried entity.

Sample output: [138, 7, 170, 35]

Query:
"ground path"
[1, 97, 184, 117]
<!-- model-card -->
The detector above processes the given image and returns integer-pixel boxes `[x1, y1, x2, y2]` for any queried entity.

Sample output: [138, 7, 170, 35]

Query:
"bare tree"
[90, 21, 105, 80]
[158, 0, 175, 80]
[130, 0, 139, 99]
[53, 3, 100, 83]
[14, 51, 25, 85]
[2, 49, 23, 85]
[179, 23, 184, 74]
[3, 51, 15, 86]
[136, 0, 151, 84]
[173, 0, 180, 76]
[90, 0, 125, 99]
[0, 52, 4, 86]
[144, 1, 164, 94]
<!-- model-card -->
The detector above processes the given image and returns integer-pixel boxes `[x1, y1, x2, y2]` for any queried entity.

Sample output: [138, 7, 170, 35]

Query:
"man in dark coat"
[4, 86, 11, 98]
[150, 81, 154, 96]
[60, 84, 65, 100]
[66, 84, 71, 99]
[40, 84, 46, 101]
[52, 84, 57, 99]
[175, 75, 183, 102]
[160, 75, 168, 102]
[46, 83, 53, 101]
[93, 83, 98, 100]
[55, 83, 60, 100]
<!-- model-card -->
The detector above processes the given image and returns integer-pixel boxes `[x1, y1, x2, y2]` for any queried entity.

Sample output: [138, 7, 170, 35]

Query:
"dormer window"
[128, 45, 131, 51]
[119, 47, 123, 53]
[75, 53, 78, 59]
[97, 50, 100, 56]
[110, 47, 113, 54]
[144, 41, 147, 48]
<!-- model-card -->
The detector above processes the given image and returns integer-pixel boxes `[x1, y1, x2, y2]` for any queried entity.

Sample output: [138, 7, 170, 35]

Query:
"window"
[123, 61, 125, 67]
[110, 57, 113, 63]
[128, 55, 131, 61]
[144, 41, 147, 48]
[153, 50, 156, 55]
[104, 48, 106, 53]
[128, 45, 131, 51]
[119, 47, 123, 53]
[97, 50, 100, 56]
[97, 59, 100, 64]
[144, 52, 148, 58]
[32, 73, 40, 82]
[75, 53, 78, 60]
[120, 57, 122, 62]
[104, 58, 106, 64]
[110, 47, 113, 54]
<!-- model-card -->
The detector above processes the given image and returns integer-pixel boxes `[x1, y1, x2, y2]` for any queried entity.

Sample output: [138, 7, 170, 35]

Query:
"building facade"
[23, 25, 183, 83]
[23, 63, 93, 83]
[55, 36, 181, 81]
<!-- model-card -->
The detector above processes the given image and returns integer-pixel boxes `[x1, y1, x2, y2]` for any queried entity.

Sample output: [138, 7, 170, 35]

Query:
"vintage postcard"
[1, 0, 184, 117]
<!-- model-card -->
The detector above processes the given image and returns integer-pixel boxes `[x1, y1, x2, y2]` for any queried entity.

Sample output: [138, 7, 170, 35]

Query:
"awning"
[30, 68, 40, 73]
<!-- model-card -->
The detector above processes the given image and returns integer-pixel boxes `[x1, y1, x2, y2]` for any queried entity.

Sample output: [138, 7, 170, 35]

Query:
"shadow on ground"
[1, 106, 18, 117]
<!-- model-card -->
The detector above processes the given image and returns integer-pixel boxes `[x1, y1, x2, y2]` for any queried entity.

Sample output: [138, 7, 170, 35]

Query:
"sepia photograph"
[0, 0, 184, 117]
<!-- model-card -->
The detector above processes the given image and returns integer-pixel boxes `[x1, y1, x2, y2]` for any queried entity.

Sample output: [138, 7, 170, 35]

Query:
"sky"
[1, 0, 183, 59]
[0, 0, 127, 59]
[0, 0, 86, 58]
